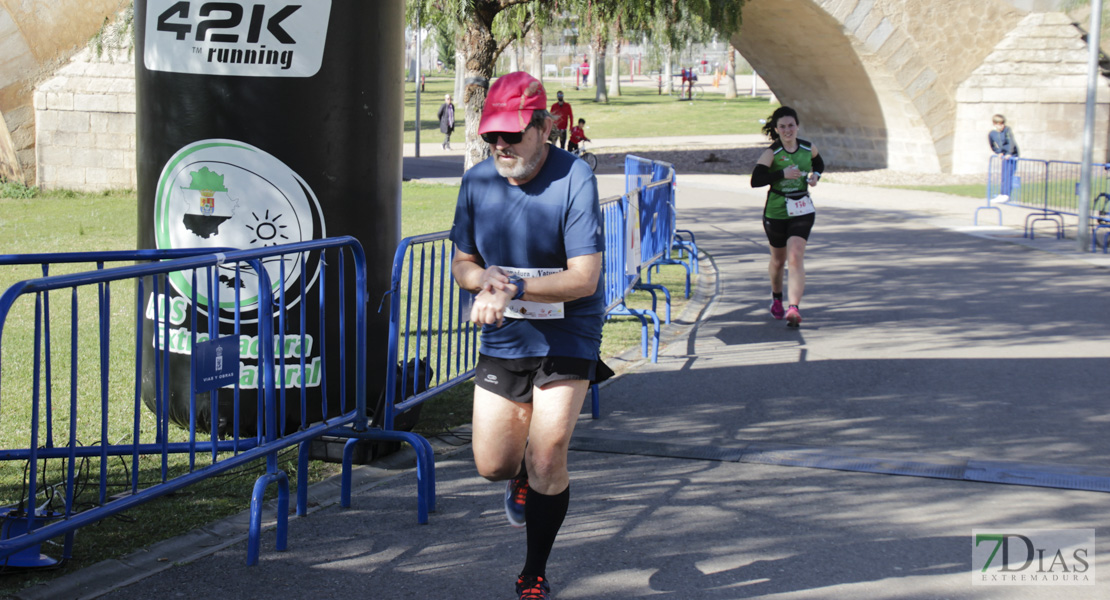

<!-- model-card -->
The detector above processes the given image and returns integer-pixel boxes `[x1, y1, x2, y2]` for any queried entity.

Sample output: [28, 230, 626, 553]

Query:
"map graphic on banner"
[153, 139, 325, 318]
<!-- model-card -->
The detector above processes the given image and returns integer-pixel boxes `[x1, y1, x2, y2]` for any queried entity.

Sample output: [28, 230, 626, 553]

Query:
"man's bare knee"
[475, 460, 520, 482]
[526, 445, 568, 482]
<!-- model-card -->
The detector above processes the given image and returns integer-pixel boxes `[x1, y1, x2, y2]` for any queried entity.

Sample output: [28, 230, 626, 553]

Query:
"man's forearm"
[452, 259, 487, 293]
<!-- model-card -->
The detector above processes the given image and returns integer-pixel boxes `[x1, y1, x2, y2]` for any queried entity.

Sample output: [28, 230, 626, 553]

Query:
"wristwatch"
[507, 275, 526, 300]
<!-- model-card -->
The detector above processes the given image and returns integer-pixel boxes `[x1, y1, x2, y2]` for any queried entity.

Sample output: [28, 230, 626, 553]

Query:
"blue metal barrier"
[0, 237, 371, 566]
[978, 154, 1110, 244]
[601, 193, 659, 364]
[626, 156, 695, 299]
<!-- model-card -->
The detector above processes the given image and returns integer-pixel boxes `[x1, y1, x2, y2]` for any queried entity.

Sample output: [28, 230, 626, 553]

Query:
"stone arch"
[735, 0, 1026, 172]
[0, 0, 123, 184]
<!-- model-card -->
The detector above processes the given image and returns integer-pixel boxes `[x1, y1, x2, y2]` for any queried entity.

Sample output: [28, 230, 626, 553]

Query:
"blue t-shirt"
[450, 147, 605, 360]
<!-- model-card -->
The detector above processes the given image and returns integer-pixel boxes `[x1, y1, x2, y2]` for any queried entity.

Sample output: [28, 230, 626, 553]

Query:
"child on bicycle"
[568, 118, 591, 153]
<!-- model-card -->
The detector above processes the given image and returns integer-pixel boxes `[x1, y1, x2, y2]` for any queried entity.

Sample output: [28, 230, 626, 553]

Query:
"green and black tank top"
[763, 139, 815, 220]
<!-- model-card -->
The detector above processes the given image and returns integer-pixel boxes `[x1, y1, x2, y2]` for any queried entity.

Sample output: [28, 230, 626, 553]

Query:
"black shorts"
[475, 355, 615, 404]
[763, 213, 816, 248]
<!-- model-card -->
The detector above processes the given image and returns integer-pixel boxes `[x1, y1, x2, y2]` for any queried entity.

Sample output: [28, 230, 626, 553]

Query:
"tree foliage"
[405, 0, 747, 169]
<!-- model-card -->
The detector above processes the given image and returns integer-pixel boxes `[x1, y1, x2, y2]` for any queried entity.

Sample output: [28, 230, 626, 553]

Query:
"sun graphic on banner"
[247, 210, 291, 247]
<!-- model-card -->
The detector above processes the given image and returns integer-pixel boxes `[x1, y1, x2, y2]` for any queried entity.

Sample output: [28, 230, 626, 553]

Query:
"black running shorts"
[475, 355, 615, 404]
[763, 213, 816, 248]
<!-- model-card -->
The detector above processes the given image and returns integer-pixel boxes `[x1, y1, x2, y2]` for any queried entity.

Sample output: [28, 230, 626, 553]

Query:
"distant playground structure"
[2, 0, 1110, 189]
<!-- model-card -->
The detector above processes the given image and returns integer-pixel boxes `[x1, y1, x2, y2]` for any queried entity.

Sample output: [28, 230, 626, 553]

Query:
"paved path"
[404, 134, 766, 177]
[19, 166, 1110, 599]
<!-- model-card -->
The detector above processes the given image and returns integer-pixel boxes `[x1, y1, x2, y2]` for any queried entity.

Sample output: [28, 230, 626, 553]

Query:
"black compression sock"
[520, 485, 570, 579]
[772, 292, 783, 300]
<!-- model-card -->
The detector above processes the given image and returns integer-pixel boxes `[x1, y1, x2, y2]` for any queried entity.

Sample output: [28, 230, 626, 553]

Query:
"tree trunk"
[461, 16, 498, 171]
[509, 41, 520, 72]
[663, 48, 674, 95]
[725, 45, 738, 99]
[587, 45, 597, 88]
[454, 30, 466, 105]
[528, 26, 543, 80]
[593, 30, 608, 103]
[407, 30, 418, 82]
[609, 23, 621, 97]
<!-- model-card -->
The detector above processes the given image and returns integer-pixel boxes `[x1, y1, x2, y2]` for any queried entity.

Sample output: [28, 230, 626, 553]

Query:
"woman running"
[750, 106, 824, 327]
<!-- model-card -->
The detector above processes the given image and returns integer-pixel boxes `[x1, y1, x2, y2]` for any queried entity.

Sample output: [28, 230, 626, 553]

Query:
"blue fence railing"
[0, 237, 383, 566]
[0, 158, 700, 565]
[977, 154, 1110, 247]
[625, 156, 697, 299]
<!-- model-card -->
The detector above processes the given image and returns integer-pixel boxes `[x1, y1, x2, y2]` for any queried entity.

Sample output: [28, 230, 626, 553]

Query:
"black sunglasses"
[481, 130, 526, 145]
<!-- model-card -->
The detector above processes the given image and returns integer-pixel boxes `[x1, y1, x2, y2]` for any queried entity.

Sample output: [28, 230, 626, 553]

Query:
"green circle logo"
[153, 139, 325, 319]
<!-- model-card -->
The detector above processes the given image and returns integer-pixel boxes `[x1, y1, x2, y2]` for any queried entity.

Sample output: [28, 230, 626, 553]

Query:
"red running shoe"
[516, 575, 551, 599]
[504, 469, 528, 528]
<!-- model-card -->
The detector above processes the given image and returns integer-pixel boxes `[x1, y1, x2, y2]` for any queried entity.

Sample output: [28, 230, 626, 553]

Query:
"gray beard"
[494, 146, 545, 181]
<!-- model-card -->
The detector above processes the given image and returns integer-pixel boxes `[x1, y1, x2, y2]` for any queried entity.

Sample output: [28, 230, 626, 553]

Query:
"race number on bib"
[502, 267, 565, 320]
[786, 195, 815, 217]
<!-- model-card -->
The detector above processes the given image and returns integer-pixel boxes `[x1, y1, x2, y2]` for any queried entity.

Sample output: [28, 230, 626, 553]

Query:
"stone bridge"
[734, 0, 1108, 173]
[1, 0, 1107, 187]
[0, 0, 123, 184]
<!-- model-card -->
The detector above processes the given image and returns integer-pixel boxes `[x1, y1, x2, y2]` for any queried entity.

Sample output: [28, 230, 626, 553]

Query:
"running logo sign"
[972, 529, 1095, 586]
[144, 0, 331, 77]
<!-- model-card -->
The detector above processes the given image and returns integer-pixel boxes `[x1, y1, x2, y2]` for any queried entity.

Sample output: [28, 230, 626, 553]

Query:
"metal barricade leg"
[247, 467, 290, 565]
[296, 441, 311, 516]
[636, 283, 671, 325]
[341, 431, 436, 523]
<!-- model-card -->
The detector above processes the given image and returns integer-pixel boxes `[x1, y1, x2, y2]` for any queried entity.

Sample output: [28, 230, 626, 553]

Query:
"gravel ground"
[592, 143, 984, 187]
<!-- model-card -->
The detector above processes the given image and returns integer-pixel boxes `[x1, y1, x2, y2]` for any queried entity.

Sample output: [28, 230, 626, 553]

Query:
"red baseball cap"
[478, 71, 547, 135]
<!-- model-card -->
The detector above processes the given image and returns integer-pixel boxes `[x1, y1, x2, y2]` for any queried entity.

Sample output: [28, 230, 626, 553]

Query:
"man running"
[450, 70, 610, 600]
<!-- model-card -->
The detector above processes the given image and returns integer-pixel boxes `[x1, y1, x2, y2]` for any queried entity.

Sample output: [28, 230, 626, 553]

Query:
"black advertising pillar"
[135, 0, 403, 434]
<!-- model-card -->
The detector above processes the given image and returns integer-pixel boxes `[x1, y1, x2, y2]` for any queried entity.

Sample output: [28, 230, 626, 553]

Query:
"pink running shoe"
[785, 305, 802, 328]
[770, 298, 785, 320]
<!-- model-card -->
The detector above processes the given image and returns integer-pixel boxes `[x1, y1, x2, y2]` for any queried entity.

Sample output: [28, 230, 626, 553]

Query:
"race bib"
[786, 195, 815, 217]
[502, 267, 565, 320]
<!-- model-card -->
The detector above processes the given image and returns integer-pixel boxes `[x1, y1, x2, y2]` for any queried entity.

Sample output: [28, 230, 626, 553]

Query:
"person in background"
[567, 118, 591, 153]
[549, 91, 574, 150]
[437, 94, 455, 150]
[580, 58, 590, 88]
[750, 105, 824, 328]
[988, 114, 1019, 202]
[450, 71, 612, 600]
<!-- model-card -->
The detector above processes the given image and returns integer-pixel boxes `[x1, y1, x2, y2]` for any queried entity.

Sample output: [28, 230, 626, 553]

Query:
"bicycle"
[570, 141, 597, 171]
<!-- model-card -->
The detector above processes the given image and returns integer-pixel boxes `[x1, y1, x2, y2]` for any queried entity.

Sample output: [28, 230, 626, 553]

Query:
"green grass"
[399, 182, 458, 236]
[885, 179, 1108, 212]
[884, 183, 987, 199]
[0, 179, 695, 594]
[405, 75, 774, 143]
